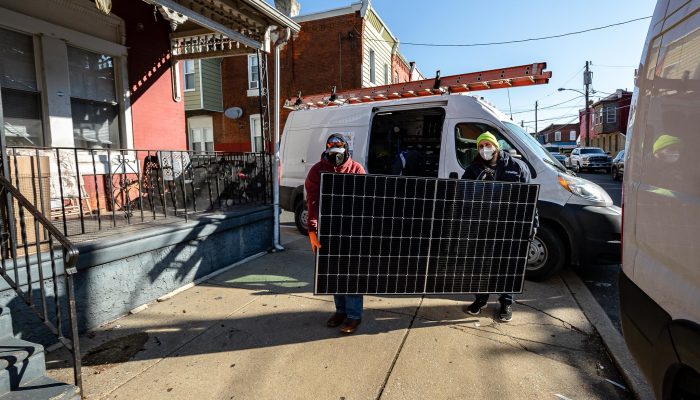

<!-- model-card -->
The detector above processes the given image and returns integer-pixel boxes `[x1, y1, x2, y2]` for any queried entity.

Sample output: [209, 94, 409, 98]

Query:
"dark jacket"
[305, 154, 366, 233]
[462, 150, 531, 183]
[462, 150, 538, 233]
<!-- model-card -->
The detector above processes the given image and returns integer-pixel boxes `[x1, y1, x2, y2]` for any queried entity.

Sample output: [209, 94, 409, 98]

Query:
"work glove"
[309, 231, 322, 254]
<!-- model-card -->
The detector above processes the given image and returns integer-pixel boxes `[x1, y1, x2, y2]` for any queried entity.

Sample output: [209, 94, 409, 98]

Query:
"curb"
[560, 269, 655, 400]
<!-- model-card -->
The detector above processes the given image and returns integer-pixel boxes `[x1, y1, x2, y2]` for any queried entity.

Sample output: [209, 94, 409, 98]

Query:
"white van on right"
[621, 0, 700, 398]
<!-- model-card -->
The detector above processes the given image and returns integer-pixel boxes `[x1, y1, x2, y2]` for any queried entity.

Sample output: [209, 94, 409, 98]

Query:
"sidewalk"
[47, 226, 638, 400]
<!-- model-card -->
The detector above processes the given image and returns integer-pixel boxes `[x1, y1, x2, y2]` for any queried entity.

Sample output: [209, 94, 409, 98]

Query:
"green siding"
[184, 61, 202, 111]
[201, 58, 223, 112]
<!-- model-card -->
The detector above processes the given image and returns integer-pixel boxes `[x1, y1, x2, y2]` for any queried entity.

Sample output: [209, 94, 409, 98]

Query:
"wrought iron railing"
[0, 175, 82, 392]
[6, 147, 273, 238]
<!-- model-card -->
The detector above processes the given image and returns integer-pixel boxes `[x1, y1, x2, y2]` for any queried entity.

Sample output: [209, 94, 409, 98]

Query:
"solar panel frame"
[314, 173, 539, 295]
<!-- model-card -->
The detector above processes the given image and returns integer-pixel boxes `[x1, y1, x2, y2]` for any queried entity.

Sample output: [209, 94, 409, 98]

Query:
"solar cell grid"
[315, 173, 539, 295]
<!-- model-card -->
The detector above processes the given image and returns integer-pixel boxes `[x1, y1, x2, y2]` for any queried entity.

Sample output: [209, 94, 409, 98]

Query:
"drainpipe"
[272, 27, 291, 252]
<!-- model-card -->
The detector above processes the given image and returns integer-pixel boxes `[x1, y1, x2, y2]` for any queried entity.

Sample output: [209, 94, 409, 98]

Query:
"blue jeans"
[334, 295, 363, 320]
[475, 293, 514, 306]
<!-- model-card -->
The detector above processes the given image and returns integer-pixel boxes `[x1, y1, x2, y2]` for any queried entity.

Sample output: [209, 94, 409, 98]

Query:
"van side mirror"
[509, 149, 522, 159]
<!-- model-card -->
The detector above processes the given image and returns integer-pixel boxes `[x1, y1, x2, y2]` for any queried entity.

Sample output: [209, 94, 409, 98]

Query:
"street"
[574, 171, 624, 331]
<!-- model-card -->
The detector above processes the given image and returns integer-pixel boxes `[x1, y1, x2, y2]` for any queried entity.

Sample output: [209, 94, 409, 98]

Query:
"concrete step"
[0, 309, 13, 340]
[0, 337, 46, 390]
[0, 376, 80, 400]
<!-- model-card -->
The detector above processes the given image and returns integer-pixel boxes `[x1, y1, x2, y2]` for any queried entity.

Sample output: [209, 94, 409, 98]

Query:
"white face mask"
[480, 146, 496, 161]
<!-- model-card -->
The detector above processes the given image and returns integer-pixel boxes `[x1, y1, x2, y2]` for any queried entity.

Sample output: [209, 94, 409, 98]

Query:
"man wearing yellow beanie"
[462, 131, 537, 322]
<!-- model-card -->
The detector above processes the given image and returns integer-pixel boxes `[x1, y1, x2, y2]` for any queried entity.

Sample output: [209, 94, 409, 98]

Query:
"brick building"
[537, 123, 580, 149]
[187, 0, 423, 152]
[579, 90, 632, 155]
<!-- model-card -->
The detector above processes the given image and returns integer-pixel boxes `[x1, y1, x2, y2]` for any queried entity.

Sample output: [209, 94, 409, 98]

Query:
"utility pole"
[534, 100, 538, 136]
[584, 61, 592, 147]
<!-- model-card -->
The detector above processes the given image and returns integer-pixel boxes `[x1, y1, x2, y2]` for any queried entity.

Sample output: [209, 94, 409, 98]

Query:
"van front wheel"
[526, 225, 566, 281]
[295, 201, 309, 236]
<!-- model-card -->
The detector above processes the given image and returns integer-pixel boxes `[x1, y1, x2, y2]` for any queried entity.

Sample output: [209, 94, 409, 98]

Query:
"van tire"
[526, 224, 566, 281]
[295, 201, 309, 236]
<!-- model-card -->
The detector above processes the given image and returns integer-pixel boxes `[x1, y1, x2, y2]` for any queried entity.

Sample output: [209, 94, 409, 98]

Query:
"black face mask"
[327, 152, 345, 166]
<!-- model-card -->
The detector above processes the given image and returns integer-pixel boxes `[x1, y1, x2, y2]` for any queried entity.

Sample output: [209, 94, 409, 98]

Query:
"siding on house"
[183, 60, 202, 111]
[361, 9, 393, 87]
[201, 58, 223, 112]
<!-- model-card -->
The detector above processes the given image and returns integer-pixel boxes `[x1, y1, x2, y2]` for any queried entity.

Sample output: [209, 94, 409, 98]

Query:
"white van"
[280, 94, 621, 279]
[620, 0, 700, 397]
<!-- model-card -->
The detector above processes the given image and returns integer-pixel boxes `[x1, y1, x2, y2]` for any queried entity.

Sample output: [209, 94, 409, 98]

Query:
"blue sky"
[273, 0, 657, 133]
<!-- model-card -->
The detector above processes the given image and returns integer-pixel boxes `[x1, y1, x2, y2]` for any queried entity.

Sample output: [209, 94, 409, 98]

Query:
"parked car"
[568, 147, 613, 173]
[611, 150, 625, 181]
[620, 0, 700, 398]
[280, 94, 621, 281]
[549, 151, 567, 165]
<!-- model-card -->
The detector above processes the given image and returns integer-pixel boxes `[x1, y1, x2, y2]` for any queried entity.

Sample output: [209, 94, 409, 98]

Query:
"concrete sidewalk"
[47, 228, 638, 400]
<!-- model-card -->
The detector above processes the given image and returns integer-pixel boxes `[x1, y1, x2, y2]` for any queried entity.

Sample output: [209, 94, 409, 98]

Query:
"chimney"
[274, 0, 301, 17]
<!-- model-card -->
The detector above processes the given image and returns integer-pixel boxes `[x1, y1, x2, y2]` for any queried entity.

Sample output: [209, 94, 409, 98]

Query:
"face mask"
[480, 146, 495, 161]
[657, 148, 680, 163]
[326, 152, 345, 166]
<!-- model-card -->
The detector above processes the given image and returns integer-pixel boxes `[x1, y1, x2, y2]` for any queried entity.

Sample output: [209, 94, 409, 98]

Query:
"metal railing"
[0, 175, 82, 392]
[6, 147, 273, 238]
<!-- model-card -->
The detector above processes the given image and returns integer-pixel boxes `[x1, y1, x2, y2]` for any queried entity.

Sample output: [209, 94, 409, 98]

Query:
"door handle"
[449, 172, 459, 179]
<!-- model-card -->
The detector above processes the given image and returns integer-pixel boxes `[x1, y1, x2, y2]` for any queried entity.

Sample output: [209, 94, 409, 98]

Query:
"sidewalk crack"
[375, 295, 425, 400]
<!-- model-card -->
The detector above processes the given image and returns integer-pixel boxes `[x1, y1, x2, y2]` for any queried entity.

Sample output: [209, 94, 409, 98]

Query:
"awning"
[145, 0, 300, 59]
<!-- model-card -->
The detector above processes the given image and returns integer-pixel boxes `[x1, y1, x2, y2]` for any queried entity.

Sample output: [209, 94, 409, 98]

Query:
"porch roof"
[146, 0, 300, 59]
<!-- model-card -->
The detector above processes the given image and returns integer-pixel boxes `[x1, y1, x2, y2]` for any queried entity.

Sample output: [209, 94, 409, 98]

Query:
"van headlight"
[557, 173, 612, 205]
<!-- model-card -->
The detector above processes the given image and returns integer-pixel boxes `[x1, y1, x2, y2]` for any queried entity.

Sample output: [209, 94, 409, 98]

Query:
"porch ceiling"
[146, 0, 300, 59]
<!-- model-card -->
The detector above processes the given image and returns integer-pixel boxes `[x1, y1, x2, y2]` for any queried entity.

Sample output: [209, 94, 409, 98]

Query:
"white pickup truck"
[568, 147, 612, 173]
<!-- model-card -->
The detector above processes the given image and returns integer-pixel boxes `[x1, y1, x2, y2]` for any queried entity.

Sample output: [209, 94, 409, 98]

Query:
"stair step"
[0, 337, 46, 390]
[0, 310, 13, 339]
[0, 376, 79, 400]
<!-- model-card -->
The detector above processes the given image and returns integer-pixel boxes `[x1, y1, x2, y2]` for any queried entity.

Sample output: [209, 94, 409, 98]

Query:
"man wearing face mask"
[461, 131, 535, 322]
[305, 133, 366, 333]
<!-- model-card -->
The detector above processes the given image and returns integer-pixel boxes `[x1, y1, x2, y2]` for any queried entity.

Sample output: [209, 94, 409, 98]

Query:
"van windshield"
[502, 121, 567, 172]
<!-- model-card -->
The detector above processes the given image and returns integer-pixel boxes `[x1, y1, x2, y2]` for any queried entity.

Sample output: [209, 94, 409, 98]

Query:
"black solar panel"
[315, 173, 539, 295]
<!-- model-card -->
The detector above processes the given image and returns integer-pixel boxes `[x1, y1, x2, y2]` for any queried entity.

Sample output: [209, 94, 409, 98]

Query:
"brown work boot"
[326, 312, 347, 327]
[339, 318, 361, 334]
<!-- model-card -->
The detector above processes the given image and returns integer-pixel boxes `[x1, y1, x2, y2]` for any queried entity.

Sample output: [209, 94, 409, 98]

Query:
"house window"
[569, 130, 576, 141]
[250, 114, 263, 152]
[384, 64, 389, 85]
[0, 27, 44, 147]
[595, 108, 603, 124]
[394, 70, 399, 84]
[369, 50, 376, 84]
[190, 127, 213, 153]
[606, 106, 616, 123]
[555, 131, 561, 141]
[68, 46, 120, 149]
[248, 54, 259, 90]
[183, 60, 195, 91]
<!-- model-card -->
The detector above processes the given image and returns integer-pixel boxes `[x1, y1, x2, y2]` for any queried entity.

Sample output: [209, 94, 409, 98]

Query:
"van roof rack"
[284, 62, 552, 110]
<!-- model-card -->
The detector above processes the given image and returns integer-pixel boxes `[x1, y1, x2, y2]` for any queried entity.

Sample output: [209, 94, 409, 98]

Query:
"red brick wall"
[217, 12, 364, 151]
[112, 3, 187, 151]
[392, 55, 411, 83]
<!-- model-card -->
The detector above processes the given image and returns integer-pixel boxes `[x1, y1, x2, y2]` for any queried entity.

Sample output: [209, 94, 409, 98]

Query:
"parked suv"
[611, 150, 625, 181]
[569, 147, 612, 173]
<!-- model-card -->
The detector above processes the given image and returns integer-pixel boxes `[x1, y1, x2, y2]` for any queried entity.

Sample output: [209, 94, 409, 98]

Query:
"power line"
[595, 64, 637, 68]
[364, 16, 651, 47]
[512, 95, 582, 114]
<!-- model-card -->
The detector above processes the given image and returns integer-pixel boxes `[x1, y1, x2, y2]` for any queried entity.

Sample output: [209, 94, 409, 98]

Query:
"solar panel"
[314, 173, 539, 295]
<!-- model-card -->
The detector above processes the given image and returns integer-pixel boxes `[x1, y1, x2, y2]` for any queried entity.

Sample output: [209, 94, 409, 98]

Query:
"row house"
[183, 0, 424, 153]
[537, 123, 580, 150]
[0, 1, 298, 394]
[579, 90, 632, 155]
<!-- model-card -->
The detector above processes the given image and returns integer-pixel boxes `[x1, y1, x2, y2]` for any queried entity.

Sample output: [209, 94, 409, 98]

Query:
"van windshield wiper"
[543, 157, 567, 172]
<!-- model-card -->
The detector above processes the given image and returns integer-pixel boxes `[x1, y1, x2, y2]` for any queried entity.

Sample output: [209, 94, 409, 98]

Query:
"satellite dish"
[224, 107, 243, 119]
